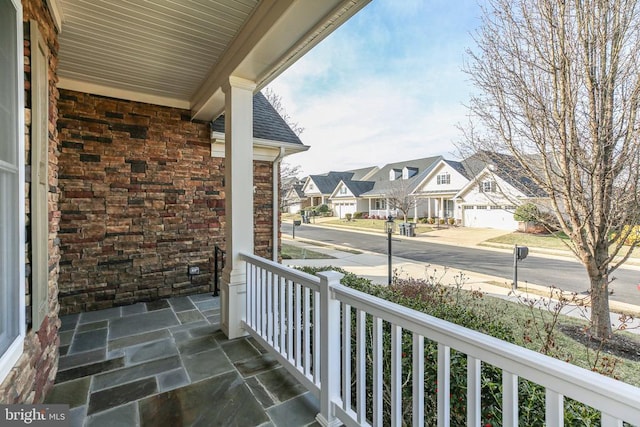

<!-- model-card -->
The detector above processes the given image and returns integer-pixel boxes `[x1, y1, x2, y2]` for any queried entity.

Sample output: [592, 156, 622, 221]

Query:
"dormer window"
[436, 173, 450, 185]
[389, 169, 402, 181]
[480, 180, 497, 193]
[402, 167, 418, 179]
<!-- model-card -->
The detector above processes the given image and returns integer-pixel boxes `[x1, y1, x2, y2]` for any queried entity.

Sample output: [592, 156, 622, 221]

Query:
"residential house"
[283, 184, 306, 214]
[301, 166, 378, 213]
[455, 152, 548, 230]
[0, 0, 370, 404]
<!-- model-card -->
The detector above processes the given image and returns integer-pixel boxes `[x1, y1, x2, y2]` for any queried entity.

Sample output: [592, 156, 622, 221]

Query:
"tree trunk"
[587, 263, 612, 339]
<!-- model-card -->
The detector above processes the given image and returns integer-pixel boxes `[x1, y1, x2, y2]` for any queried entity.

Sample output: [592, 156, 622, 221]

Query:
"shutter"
[31, 21, 50, 329]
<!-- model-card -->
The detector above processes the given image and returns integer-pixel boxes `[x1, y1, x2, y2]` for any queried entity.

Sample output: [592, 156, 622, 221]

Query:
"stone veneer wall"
[57, 90, 276, 314]
[0, 0, 61, 403]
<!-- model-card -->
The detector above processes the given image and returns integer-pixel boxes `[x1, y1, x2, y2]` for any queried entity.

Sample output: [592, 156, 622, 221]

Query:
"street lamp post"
[386, 215, 395, 285]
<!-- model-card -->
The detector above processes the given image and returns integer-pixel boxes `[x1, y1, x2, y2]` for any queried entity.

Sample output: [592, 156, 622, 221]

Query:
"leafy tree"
[461, 0, 640, 338]
[513, 203, 540, 223]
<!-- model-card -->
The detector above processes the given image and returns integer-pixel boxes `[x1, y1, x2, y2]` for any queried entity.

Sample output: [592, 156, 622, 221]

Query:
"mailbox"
[516, 246, 529, 260]
[293, 220, 301, 226]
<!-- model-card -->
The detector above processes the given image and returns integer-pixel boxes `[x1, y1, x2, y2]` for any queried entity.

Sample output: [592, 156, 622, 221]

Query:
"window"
[374, 198, 386, 210]
[437, 173, 450, 185]
[480, 180, 496, 193]
[0, 0, 25, 383]
[339, 186, 347, 195]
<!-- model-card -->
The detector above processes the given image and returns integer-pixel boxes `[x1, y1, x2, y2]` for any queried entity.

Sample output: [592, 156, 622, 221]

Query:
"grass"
[281, 243, 336, 260]
[485, 231, 640, 259]
[321, 218, 434, 234]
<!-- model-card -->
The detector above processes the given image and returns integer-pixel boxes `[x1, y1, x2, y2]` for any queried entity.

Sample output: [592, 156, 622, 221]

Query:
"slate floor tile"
[176, 334, 219, 357]
[146, 299, 170, 311]
[220, 338, 261, 362]
[108, 329, 170, 352]
[193, 298, 219, 311]
[182, 348, 234, 383]
[59, 330, 74, 347]
[85, 402, 138, 427]
[139, 371, 269, 427]
[59, 348, 106, 371]
[69, 406, 86, 427]
[176, 309, 205, 324]
[125, 338, 178, 365]
[59, 313, 80, 332]
[79, 307, 121, 324]
[77, 320, 108, 333]
[157, 368, 190, 392]
[121, 302, 146, 316]
[109, 309, 179, 340]
[87, 377, 157, 415]
[168, 296, 195, 312]
[257, 366, 306, 404]
[69, 329, 108, 354]
[245, 376, 275, 409]
[234, 353, 279, 378]
[266, 392, 319, 427]
[56, 358, 125, 384]
[91, 356, 181, 391]
[44, 377, 91, 408]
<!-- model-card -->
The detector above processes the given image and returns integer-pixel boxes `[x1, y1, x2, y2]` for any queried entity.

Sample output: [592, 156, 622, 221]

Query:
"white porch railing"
[240, 252, 640, 427]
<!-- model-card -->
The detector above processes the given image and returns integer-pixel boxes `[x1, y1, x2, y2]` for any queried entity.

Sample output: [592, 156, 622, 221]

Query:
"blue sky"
[266, 0, 483, 176]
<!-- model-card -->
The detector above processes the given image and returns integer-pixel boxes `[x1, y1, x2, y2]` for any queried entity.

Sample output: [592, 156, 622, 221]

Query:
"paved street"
[282, 222, 640, 307]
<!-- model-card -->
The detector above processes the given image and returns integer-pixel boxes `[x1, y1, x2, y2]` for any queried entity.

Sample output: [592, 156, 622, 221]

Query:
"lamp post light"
[385, 215, 395, 285]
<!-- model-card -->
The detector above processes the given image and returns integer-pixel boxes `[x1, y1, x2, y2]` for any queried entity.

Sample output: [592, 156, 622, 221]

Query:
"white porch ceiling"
[54, 0, 371, 121]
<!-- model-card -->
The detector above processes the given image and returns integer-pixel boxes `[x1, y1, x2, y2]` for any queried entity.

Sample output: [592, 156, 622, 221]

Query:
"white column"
[413, 198, 418, 221]
[221, 76, 256, 339]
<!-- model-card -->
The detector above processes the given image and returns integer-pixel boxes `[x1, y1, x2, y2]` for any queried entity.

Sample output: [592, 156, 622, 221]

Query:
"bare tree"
[279, 162, 302, 212]
[461, 0, 640, 338]
[262, 88, 305, 136]
[386, 179, 417, 223]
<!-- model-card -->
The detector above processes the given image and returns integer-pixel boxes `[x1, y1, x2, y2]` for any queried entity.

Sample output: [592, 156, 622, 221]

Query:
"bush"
[428, 217, 436, 224]
[447, 217, 455, 225]
[353, 212, 363, 219]
[316, 204, 330, 214]
[297, 266, 600, 426]
[514, 203, 540, 222]
[345, 213, 352, 221]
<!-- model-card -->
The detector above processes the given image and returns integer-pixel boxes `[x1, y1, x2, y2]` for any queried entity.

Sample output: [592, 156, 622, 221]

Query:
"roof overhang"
[52, 0, 371, 122]
[210, 131, 309, 162]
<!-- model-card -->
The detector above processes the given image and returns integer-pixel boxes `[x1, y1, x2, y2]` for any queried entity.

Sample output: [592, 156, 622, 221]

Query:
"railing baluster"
[467, 356, 481, 427]
[413, 333, 425, 427]
[295, 282, 302, 369]
[342, 303, 352, 413]
[304, 286, 311, 378]
[313, 288, 320, 385]
[279, 275, 285, 353]
[545, 389, 563, 427]
[373, 316, 383, 426]
[391, 324, 402, 427]
[502, 371, 518, 427]
[437, 343, 450, 427]
[286, 279, 293, 362]
[356, 309, 366, 425]
[601, 413, 623, 427]
[267, 270, 273, 345]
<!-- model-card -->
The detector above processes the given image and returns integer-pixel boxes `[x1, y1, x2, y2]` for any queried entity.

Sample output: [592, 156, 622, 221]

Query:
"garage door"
[334, 202, 357, 218]
[463, 206, 518, 230]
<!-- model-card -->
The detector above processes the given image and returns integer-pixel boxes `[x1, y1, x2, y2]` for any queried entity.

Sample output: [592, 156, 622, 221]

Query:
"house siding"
[0, 0, 61, 404]
[56, 90, 275, 314]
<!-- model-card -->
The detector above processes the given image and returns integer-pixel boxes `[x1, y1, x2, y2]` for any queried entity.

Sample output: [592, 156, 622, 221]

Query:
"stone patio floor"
[45, 294, 321, 427]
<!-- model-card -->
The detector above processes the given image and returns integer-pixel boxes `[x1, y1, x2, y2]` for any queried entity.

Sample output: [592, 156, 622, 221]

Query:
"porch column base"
[221, 266, 248, 339]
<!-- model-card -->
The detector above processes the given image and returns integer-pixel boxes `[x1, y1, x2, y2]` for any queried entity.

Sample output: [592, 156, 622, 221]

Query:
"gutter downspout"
[273, 147, 286, 261]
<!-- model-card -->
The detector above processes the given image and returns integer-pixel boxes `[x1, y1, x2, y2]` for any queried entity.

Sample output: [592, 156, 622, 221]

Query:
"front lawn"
[485, 230, 573, 250]
[321, 218, 434, 235]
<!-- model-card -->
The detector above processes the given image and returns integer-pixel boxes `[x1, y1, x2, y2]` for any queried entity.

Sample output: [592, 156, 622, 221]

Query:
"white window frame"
[0, 0, 26, 384]
[437, 173, 450, 185]
[481, 180, 496, 193]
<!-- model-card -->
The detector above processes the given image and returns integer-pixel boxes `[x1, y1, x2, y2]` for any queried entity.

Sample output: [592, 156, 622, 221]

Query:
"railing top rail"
[240, 252, 321, 291]
[332, 282, 640, 423]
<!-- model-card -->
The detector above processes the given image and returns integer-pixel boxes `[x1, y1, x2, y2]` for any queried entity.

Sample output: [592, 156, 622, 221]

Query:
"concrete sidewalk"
[282, 235, 640, 333]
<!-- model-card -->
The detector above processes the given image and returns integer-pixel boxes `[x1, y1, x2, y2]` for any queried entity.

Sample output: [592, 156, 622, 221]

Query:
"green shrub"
[514, 203, 540, 222]
[298, 266, 600, 426]
[345, 213, 352, 221]
[353, 212, 363, 219]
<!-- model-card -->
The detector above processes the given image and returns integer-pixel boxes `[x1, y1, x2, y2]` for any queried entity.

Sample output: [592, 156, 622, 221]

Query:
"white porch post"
[221, 76, 256, 339]
[428, 197, 431, 218]
[413, 198, 418, 221]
